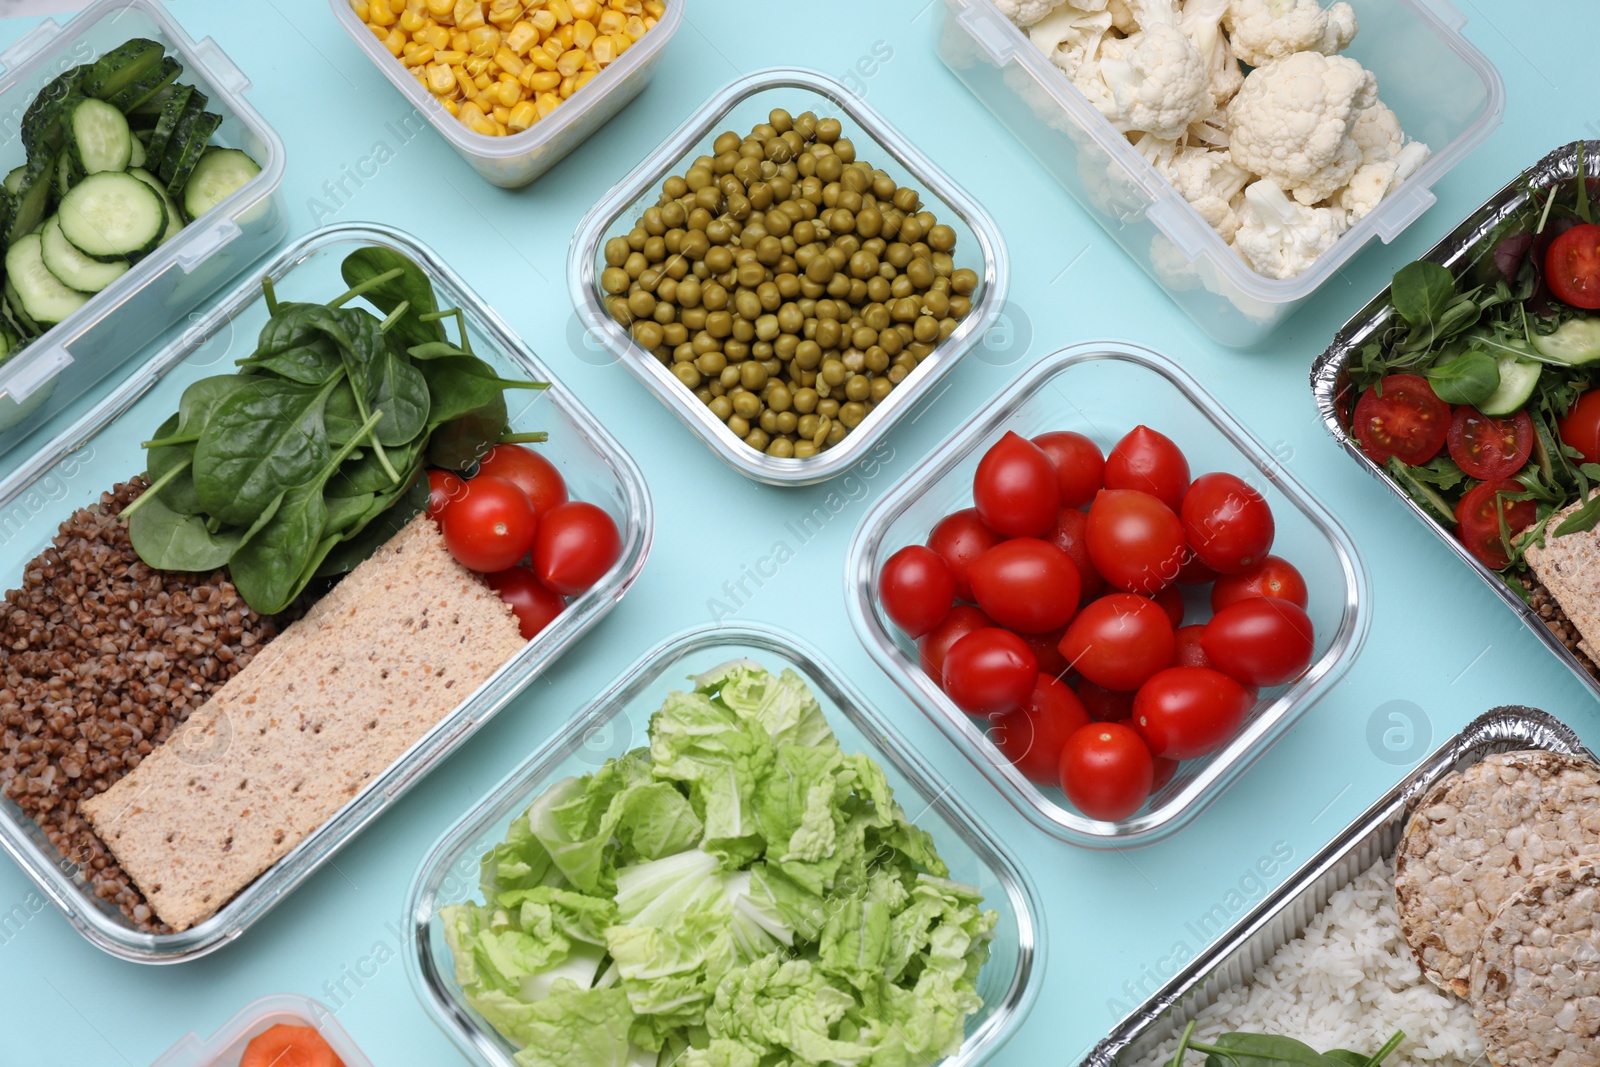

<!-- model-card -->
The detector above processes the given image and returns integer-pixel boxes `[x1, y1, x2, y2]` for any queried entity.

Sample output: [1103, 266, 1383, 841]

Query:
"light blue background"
[1, 0, 1596, 1062]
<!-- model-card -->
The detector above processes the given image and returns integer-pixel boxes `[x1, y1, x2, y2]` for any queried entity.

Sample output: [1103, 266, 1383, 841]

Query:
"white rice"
[1137, 861, 1482, 1067]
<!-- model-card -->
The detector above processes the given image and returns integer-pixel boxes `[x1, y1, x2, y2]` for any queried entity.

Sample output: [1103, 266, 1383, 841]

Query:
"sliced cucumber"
[40, 215, 128, 293]
[1386, 456, 1456, 527]
[182, 147, 259, 218]
[7, 151, 57, 245]
[67, 97, 132, 174]
[105, 55, 180, 114]
[146, 83, 194, 167]
[82, 39, 166, 104]
[1479, 355, 1543, 417]
[129, 167, 184, 243]
[6, 232, 89, 327]
[1532, 318, 1600, 365]
[55, 150, 76, 198]
[128, 134, 146, 169]
[161, 106, 221, 194]
[3, 166, 25, 195]
[21, 70, 85, 155]
[57, 171, 165, 261]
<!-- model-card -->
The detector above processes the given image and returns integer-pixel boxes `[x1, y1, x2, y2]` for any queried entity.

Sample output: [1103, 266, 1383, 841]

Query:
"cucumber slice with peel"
[1532, 318, 1600, 365]
[57, 171, 165, 261]
[1479, 356, 1543, 417]
[68, 97, 132, 174]
[40, 215, 129, 293]
[6, 232, 89, 327]
[182, 147, 260, 218]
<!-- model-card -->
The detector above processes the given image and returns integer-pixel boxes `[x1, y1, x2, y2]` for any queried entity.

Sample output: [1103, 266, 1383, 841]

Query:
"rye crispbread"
[81, 514, 526, 931]
[1525, 500, 1600, 656]
[1393, 750, 1600, 996]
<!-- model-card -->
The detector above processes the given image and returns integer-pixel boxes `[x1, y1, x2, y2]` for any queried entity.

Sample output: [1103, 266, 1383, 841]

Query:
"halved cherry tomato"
[1202, 598, 1316, 687]
[918, 605, 992, 686]
[942, 628, 1038, 717]
[532, 501, 622, 595]
[426, 469, 466, 521]
[1173, 624, 1211, 668]
[969, 538, 1080, 634]
[990, 673, 1090, 785]
[441, 475, 538, 573]
[1558, 390, 1600, 467]
[484, 566, 565, 640]
[1058, 592, 1174, 691]
[973, 431, 1060, 537]
[1447, 407, 1534, 481]
[240, 1025, 342, 1067]
[879, 545, 956, 638]
[1044, 506, 1105, 601]
[1058, 721, 1153, 822]
[1454, 477, 1537, 570]
[1351, 373, 1449, 466]
[1086, 489, 1186, 594]
[1210, 555, 1309, 612]
[1545, 222, 1600, 309]
[1032, 430, 1104, 508]
[1181, 472, 1275, 574]
[1133, 666, 1253, 760]
[1104, 425, 1190, 512]
[926, 508, 1003, 603]
[476, 445, 568, 515]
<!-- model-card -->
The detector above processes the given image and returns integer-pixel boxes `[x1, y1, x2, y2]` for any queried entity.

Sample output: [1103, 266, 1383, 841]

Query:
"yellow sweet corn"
[399, 8, 425, 32]
[596, 9, 624, 34]
[494, 46, 525, 75]
[466, 25, 500, 55]
[506, 20, 539, 54]
[352, 1, 370, 19]
[529, 8, 557, 34]
[507, 100, 538, 131]
[524, 69, 560, 91]
[384, 27, 407, 54]
[548, 0, 574, 25]
[403, 44, 435, 66]
[590, 34, 617, 64]
[367, 0, 397, 26]
[426, 62, 455, 93]
[366, 22, 388, 41]
[488, 0, 521, 26]
[572, 19, 596, 49]
[454, 1, 486, 31]
[425, 0, 452, 16]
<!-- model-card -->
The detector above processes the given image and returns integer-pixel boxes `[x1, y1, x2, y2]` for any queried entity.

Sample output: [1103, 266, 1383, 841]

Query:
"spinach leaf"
[177, 375, 254, 435]
[1322, 1054, 1367, 1067]
[407, 340, 467, 361]
[340, 246, 446, 349]
[254, 301, 329, 358]
[324, 380, 366, 445]
[427, 397, 507, 472]
[1426, 349, 1500, 406]
[367, 346, 430, 447]
[1391, 262, 1457, 329]
[192, 377, 339, 527]
[314, 472, 428, 579]
[127, 489, 246, 573]
[328, 436, 424, 496]
[324, 491, 377, 535]
[246, 337, 345, 385]
[1194, 1033, 1337, 1067]
[228, 478, 332, 615]
[420, 353, 547, 429]
[146, 414, 205, 516]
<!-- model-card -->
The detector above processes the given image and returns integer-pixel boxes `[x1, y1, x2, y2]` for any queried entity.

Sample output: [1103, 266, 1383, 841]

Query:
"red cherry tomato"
[1058, 592, 1175, 691]
[1105, 425, 1190, 512]
[1176, 552, 1217, 585]
[426, 469, 466, 521]
[1020, 626, 1071, 680]
[926, 508, 1003, 602]
[1545, 222, 1600, 309]
[942, 628, 1038, 717]
[1150, 754, 1180, 792]
[1211, 555, 1309, 612]
[968, 538, 1081, 634]
[1454, 477, 1538, 570]
[1447, 407, 1534, 481]
[484, 566, 565, 640]
[1058, 722, 1153, 822]
[1559, 390, 1600, 467]
[1351, 373, 1449, 466]
[441, 475, 538, 573]
[918, 605, 993, 686]
[1202, 598, 1316, 688]
[532, 501, 622, 595]
[1076, 678, 1135, 721]
[1044, 506, 1104, 601]
[476, 444, 568, 515]
[1086, 489, 1186, 594]
[1149, 585, 1184, 628]
[879, 545, 957, 638]
[973, 431, 1061, 537]
[1173, 624, 1211, 668]
[1133, 666, 1253, 760]
[990, 673, 1090, 785]
[1032, 430, 1104, 508]
[1181, 472, 1275, 575]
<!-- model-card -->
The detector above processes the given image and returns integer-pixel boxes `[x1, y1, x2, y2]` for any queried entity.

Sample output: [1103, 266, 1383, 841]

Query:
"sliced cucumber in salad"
[1479, 355, 1543, 416]
[1532, 318, 1600, 365]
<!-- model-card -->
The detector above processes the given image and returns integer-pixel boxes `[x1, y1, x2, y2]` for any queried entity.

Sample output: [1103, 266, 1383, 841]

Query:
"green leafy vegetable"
[1165, 1021, 1405, 1067]
[1424, 349, 1500, 406]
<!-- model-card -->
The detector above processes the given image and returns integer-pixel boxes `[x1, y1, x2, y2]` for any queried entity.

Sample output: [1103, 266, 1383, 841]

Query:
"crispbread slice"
[81, 514, 526, 931]
[1525, 499, 1600, 655]
[1470, 854, 1600, 1067]
[1393, 750, 1600, 996]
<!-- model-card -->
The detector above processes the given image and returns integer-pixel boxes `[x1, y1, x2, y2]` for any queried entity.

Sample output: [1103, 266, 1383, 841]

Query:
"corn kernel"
[426, 62, 456, 92]
[591, 34, 617, 64]
[352, 0, 370, 19]
[435, 49, 465, 63]
[572, 0, 599, 18]
[623, 15, 646, 39]
[488, 0, 521, 25]
[491, 78, 521, 106]
[454, 0, 486, 30]
[527, 46, 558, 71]
[558, 73, 577, 98]
[643, 0, 664, 16]
[384, 27, 407, 54]
[492, 46, 524, 75]
[443, 97, 460, 115]
[403, 44, 435, 65]
[554, 47, 585, 76]
[420, 22, 451, 47]
[543, 36, 565, 60]
[609, 32, 631, 55]
[505, 20, 538, 53]
[574, 69, 597, 90]
[618, 0, 641, 14]
[574, 19, 598, 49]
[549, 23, 571, 48]
[455, 66, 479, 96]
[524, 69, 560, 91]
[492, 104, 511, 124]
[550, 0, 575, 24]
[596, 9, 624, 33]
[371, 0, 399, 24]
[426, 0, 452, 15]
[535, 91, 561, 118]
[399, 8, 425, 31]
[530, 8, 558, 34]
[472, 71, 491, 89]
[460, 98, 487, 123]
[507, 100, 538, 131]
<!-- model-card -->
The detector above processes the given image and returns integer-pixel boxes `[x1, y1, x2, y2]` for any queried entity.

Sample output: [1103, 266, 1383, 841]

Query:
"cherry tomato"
[969, 538, 1080, 634]
[879, 545, 957, 638]
[1044, 506, 1104, 601]
[426, 469, 466, 521]
[1447, 407, 1534, 481]
[1559, 390, 1600, 467]
[1545, 222, 1600, 309]
[990, 673, 1090, 785]
[1086, 489, 1186, 594]
[476, 444, 568, 515]
[1133, 666, 1253, 760]
[1351, 373, 1449, 466]
[1181, 472, 1275, 574]
[1058, 592, 1175, 691]
[1105, 425, 1190, 512]
[926, 508, 1002, 603]
[1173, 624, 1211, 668]
[1454, 477, 1538, 570]
[1150, 754, 1180, 792]
[973, 431, 1061, 537]
[1176, 552, 1217, 585]
[484, 566, 565, 640]
[1149, 585, 1185, 628]
[1076, 678, 1135, 721]
[441, 475, 538, 573]
[1032, 430, 1104, 508]
[1210, 555, 1309, 612]
[1202, 598, 1316, 688]
[942, 628, 1038, 717]
[532, 501, 622, 595]
[1020, 626, 1071, 680]
[918, 605, 992, 686]
[1058, 722, 1153, 822]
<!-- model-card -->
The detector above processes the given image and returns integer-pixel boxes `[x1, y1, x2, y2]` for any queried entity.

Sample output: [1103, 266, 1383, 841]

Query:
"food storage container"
[0, 221, 653, 963]
[328, 0, 682, 188]
[151, 993, 373, 1067]
[568, 67, 1009, 487]
[935, 0, 1503, 347]
[404, 622, 1043, 1067]
[0, 0, 287, 457]
[846, 342, 1369, 848]
[1081, 706, 1592, 1066]
[1314, 140, 1600, 703]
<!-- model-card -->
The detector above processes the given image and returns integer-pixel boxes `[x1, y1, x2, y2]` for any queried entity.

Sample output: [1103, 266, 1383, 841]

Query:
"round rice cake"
[1394, 750, 1600, 996]
[1470, 856, 1600, 1067]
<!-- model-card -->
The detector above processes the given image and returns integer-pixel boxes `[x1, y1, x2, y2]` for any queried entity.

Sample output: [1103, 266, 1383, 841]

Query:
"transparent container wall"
[328, 0, 682, 188]
[570, 69, 1007, 486]
[0, 223, 650, 962]
[408, 625, 1040, 1067]
[848, 346, 1367, 847]
[0, 0, 287, 455]
[936, 0, 1502, 347]
[152, 994, 374, 1067]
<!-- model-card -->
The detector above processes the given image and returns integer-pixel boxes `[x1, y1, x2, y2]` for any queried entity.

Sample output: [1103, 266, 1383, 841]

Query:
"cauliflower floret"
[1222, 0, 1357, 67]
[1333, 100, 1433, 220]
[1077, 22, 1213, 140]
[995, 0, 1069, 27]
[1181, 0, 1243, 108]
[1029, 2, 1115, 77]
[1226, 51, 1376, 205]
[1231, 179, 1348, 278]
[1107, 0, 1138, 31]
[1160, 146, 1252, 240]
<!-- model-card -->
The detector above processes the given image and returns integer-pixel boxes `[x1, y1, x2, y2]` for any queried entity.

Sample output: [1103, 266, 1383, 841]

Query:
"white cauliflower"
[1077, 21, 1213, 140]
[995, 0, 1068, 27]
[1120, 0, 1183, 26]
[1332, 100, 1433, 220]
[1231, 179, 1347, 278]
[1107, 0, 1139, 32]
[1226, 51, 1376, 205]
[1222, 0, 1357, 67]
[1029, 2, 1115, 77]
[1159, 145, 1252, 240]
[1181, 0, 1244, 108]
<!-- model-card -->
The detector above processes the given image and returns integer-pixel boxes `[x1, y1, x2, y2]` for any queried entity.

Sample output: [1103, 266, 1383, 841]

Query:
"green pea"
[727, 414, 750, 437]
[952, 268, 979, 296]
[744, 428, 770, 452]
[759, 409, 779, 434]
[732, 390, 762, 419]
[740, 361, 769, 390]
[600, 266, 630, 295]
[632, 321, 664, 350]
[767, 436, 795, 458]
[674, 363, 702, 388]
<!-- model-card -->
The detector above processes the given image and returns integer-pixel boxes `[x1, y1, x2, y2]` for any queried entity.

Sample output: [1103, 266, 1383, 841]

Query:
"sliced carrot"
[239, 1024, 343, 1067]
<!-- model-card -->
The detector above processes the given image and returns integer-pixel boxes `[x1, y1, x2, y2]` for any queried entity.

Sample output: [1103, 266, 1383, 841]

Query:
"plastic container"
[0, 0, 286, 457]
[935, 0, 1503, 347]
[328, 0, 682, 188]
[0, 222, 653, 963]
[569, 68, 1009, 486]
[151, 994, 373, 1067]
[846, 343, 1369, 848]
[404, 622, 1042, 1067]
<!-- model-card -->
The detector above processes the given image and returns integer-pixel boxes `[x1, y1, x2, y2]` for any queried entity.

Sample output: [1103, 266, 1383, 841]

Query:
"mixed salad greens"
[443, 661, 997, 1067]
